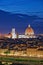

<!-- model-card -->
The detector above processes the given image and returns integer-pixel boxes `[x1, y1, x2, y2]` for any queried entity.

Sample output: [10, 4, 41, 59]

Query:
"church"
[11, 25, 36, 39]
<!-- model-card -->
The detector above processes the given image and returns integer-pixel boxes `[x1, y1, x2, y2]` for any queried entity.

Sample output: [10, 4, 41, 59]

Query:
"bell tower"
[12, 28, 17, 39]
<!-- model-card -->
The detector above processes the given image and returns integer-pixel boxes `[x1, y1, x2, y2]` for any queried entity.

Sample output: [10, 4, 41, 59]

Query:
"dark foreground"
[0, 56, 43, 65]
[0, 62, 43, 65]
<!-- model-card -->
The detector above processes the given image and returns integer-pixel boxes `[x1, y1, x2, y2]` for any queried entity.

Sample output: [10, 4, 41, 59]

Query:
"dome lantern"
[28, 24, 30, 28]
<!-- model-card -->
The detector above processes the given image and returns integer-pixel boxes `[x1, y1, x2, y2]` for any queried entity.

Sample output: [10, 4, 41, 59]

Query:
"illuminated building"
[18, 24, 35, 38]
[11, 28, 17, 39]
[4, 33, 12, 38]
[25, 24, 34, 36]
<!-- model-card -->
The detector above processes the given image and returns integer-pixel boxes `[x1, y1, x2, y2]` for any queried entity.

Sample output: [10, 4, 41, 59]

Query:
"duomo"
[3, 24, 37, 39]
[10, 24, 36, 39]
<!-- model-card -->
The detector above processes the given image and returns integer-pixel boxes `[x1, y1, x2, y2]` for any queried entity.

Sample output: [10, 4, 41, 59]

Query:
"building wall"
[18, 35, 36, 38]
[27, 48, 43, 57]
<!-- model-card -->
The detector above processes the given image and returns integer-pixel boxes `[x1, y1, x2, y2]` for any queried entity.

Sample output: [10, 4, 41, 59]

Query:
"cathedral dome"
[25, 25, 34, 36]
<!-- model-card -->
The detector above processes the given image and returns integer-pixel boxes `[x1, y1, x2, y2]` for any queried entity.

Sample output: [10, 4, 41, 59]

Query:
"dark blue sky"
[0, 0, 43, 34]
[0, 0, 43, 16]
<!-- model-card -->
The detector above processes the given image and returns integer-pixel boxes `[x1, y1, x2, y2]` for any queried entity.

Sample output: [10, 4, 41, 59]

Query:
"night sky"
[0, 0, 43, 34]
[0, 0, 43, 14]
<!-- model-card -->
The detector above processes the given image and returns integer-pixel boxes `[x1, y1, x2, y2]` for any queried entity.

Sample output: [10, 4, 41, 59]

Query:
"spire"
[28, 24, 30, 27]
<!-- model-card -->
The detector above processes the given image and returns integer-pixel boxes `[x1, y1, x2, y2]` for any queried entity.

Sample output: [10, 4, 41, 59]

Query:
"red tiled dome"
[25, 25, 34, 35]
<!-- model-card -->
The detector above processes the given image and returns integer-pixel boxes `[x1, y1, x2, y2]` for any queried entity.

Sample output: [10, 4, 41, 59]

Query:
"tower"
[12, 28, 17, 39]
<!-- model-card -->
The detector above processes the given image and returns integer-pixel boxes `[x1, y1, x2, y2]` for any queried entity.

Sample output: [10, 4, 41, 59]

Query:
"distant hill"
[0, 10, 43, 34]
